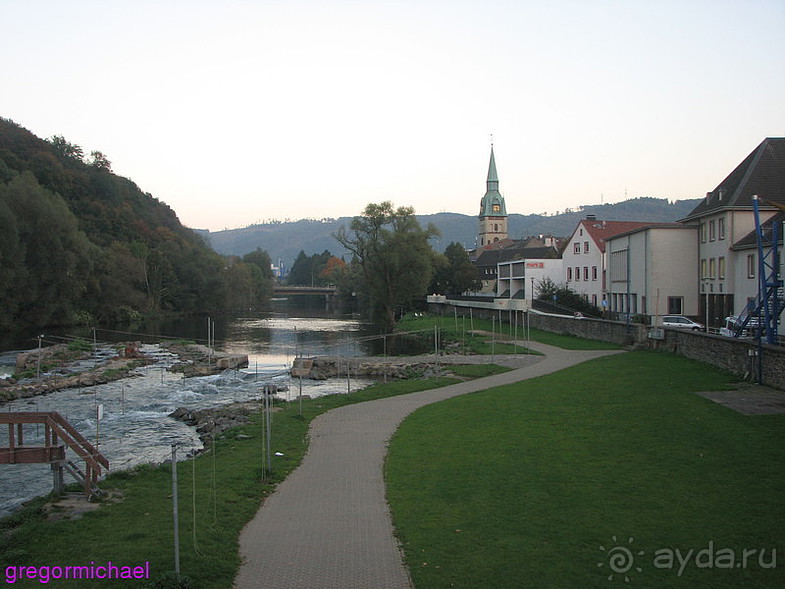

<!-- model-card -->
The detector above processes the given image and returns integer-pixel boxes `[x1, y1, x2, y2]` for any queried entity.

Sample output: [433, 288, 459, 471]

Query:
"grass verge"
[396, 313, 619, 351]
[0, 366, 508, 588]
[386, 351, 785, 588]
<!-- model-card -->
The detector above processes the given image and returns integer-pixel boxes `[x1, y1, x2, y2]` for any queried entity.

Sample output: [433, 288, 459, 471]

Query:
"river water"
[0, 301, 379, 517]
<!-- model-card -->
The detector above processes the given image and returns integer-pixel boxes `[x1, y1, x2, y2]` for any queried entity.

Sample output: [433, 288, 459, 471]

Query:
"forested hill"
[203, 197, 701, 266]
[0, 118, 272, 332]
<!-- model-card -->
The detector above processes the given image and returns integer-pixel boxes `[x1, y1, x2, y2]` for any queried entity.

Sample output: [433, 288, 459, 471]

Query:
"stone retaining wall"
[647, 329, 785, 386]
[529, 314, 647, 347]
[432, 302, 784, 389]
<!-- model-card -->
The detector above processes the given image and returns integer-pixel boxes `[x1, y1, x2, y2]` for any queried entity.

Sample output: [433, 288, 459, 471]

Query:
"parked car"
[661, 315, 704, 331]
[719, 315, 761, 339]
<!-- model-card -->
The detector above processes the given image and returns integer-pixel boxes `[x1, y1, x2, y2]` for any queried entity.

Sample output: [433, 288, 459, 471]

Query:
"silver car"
[661, 315, 704, 331]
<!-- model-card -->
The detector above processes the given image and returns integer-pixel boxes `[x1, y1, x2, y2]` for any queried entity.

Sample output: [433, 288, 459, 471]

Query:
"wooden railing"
[0, 411, 109, 495]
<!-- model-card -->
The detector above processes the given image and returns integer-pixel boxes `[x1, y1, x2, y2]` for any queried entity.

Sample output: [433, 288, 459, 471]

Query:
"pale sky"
[2, 0, 784, 231]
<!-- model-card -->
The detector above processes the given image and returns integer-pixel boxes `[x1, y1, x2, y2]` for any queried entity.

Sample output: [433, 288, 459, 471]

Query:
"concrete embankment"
[290, 350, 543, 380]
[290, 355, 454, 380]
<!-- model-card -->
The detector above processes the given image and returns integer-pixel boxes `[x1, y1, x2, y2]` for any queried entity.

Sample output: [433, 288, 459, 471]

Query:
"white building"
[728, 211, 785, 319]
[496, 258, 563, 302]
[606, 224, 699, 321]
[679, 137, 785, 327]
[562, 216, 652, 309]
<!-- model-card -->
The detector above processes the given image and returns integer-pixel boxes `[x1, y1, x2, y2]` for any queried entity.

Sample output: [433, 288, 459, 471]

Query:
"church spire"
[477, 144, 508, 247]
[487, 145, 499, 192]
[479, 145, 506, 217]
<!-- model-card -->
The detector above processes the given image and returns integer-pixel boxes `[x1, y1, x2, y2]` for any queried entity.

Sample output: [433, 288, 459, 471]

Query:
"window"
[584, 241, 589, 253]
[574, 242, 581, 254]
[747, 254, 755, 278]
[583, 267, 589, 281]
[700, 259, 707, 279]
[567, 267, 572, 281]
[494, 223, 498, 232]
[709, 258, 716, 279]
[667, 296, 683, 315]
[718, 217, 726, 240]
[709, 220, 716, 241]
[592, 266, 598, 281]
[575, 267, 581, 281]
[700, 222, 707, 243]
[718, 257, 726, 280]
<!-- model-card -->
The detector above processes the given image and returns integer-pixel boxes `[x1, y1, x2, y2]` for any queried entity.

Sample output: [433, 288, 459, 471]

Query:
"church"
[477, 145, 508, 247]
[470, 146, 562, 294]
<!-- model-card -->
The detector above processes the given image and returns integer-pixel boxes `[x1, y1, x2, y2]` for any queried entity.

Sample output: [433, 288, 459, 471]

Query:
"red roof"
[575, 220, 653, 253]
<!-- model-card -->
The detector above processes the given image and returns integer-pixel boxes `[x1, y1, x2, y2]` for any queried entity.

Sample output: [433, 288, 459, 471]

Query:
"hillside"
[202, 197, 701, 266]
[0, 118, 271, 332]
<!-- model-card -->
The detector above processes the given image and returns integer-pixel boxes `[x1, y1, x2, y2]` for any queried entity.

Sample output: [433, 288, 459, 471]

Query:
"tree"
[0, 172, 97, 328]
[89, 150, 112, 172]
[242, 248, 274, 302]
[335, 201, 440, 331]
[439, 242, 480, 295]
[287, 251, 311, 285]
[48, 135, 84, 162]
[286, 250, 332, 286]
[536, 277, 602, 316]
[320, 256, 347, 284]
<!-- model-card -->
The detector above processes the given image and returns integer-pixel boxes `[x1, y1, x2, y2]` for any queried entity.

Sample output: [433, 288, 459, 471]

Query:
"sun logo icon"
[598, 536, 644, 582]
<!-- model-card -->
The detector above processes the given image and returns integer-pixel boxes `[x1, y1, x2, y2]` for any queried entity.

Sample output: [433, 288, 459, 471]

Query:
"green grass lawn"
[0, 367, 509, 588]
[386, 351, 785, 588]
[397, 313, 619, 351]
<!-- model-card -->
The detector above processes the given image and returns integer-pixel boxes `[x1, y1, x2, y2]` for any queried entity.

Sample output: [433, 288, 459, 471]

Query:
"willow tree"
[335, 201, 439, 332]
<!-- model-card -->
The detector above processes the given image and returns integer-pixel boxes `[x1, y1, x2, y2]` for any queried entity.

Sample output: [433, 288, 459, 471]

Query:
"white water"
[0, 315, 376, 517]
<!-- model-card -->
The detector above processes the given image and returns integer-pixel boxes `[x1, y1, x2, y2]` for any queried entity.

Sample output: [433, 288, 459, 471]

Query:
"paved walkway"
[235, 343, 623, 589]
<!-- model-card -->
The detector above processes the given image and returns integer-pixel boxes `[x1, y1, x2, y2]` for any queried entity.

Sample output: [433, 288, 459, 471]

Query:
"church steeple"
[478, 144, 508, 246]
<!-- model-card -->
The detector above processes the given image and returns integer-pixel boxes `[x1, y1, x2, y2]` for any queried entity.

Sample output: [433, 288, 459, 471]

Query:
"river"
[0, 300, 380, 517]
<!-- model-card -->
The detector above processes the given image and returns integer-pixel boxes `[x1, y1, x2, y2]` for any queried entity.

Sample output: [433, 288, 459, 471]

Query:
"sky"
[2, 0, 784, 231]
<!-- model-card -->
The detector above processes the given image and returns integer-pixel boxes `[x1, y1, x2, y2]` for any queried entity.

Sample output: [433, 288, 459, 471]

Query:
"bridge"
[273, 285, 337, 296]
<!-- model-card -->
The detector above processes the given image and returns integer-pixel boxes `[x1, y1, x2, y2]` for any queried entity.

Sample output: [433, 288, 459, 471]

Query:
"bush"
[536, 277, 602, 316]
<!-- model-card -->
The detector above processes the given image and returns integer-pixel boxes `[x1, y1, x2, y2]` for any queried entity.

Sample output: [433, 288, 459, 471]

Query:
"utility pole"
[36, 335, 43, 379]
[171, 445, 181, 577]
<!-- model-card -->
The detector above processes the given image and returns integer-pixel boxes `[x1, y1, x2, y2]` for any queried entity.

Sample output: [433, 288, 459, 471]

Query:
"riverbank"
[0, 368, 491, 588]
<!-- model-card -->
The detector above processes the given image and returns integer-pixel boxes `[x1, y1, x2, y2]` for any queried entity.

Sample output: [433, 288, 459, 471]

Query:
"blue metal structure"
[734, 196, 784, 343]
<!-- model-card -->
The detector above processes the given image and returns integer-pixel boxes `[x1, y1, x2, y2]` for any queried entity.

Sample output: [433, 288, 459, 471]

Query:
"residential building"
[606, 224, 699, 321]
[728, 211, 784, 319]
[474, 241, 560, 294]
[497, 258, 563, 302]
[679, 137, 785, 326]
[562, 216, 651, 310]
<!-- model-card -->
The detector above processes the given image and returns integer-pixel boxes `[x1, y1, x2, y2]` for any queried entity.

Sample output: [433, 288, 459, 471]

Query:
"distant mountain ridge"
[201, 196, 701, 267]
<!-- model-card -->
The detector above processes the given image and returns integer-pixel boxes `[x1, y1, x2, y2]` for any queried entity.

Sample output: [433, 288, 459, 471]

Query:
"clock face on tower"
[492, 204, 500, 212]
